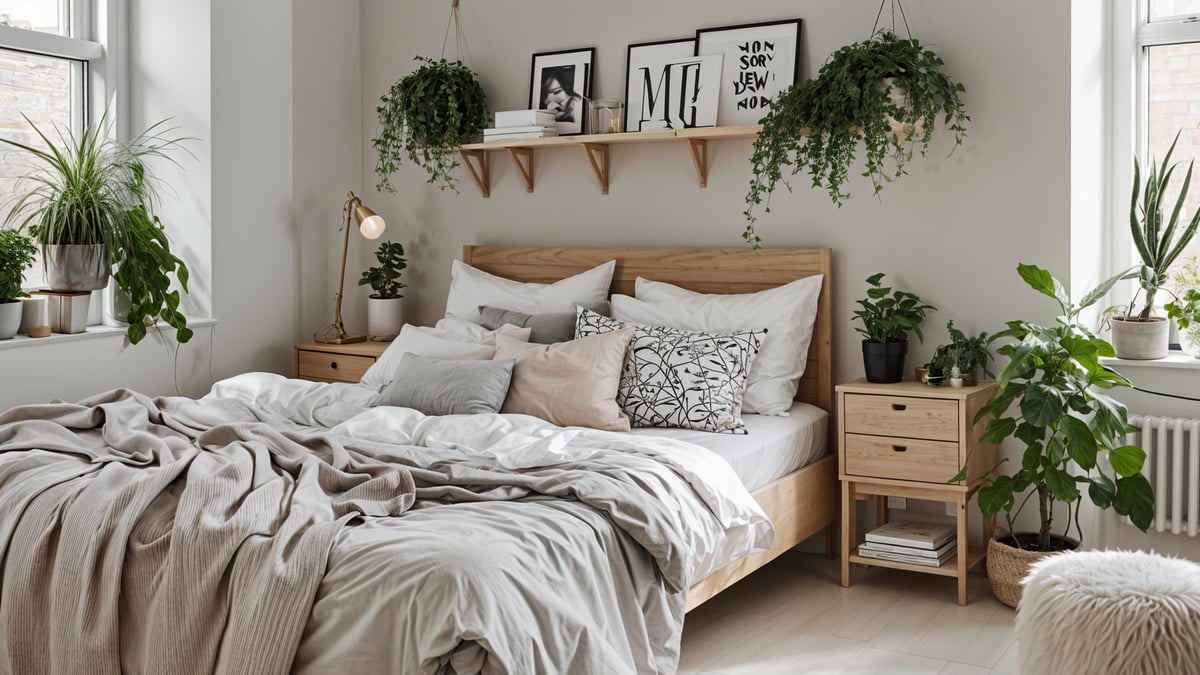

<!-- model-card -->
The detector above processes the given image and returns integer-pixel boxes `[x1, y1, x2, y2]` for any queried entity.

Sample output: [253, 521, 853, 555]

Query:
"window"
[0, 0, 108, 288]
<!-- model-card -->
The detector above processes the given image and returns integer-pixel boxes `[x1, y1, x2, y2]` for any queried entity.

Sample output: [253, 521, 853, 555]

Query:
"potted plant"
[1166, 256, 1200, 358]
[1107, 131, 1200, 359]
[742, 29, 969, 247]
[373, 56, 488, 194]
[931, 320, 994, 386]
[955, 264, 1154, 607]
[0, 114, 193, 344]
[358, 240, 406, 341]
[852, 272, 936, 383]
[0, 229, 37, 339]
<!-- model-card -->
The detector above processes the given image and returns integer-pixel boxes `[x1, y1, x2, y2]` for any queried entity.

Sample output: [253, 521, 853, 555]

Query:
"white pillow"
[444, 259, 616, 324]
[360, 321, 532, 389]
[620, 274, 823, 416]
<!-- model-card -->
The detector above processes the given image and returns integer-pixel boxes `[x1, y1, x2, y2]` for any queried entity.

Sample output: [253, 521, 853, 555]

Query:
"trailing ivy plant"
[112, 203, 191, 345]
[358, 240, 407, 299]
[373, 56, 488, 193]
[743, 29, 969, 247]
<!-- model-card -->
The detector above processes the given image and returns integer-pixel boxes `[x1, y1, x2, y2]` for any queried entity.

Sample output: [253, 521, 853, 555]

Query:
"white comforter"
[207, 373, 773, 674]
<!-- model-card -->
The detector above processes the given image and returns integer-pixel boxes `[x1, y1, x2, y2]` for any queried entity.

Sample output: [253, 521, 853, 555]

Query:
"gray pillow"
[374, 353, 515, 415]
[478, 301, 611, 344]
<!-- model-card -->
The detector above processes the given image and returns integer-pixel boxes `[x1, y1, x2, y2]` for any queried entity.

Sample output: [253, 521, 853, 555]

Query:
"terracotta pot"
[987, 533, 1079, 608]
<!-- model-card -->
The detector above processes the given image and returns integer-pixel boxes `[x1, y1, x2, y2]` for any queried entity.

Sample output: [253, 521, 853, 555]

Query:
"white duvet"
[206, 373, 773, 674]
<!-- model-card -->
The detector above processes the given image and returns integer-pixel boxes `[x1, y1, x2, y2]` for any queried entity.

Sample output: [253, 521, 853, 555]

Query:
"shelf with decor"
[456, 124, 764, 197]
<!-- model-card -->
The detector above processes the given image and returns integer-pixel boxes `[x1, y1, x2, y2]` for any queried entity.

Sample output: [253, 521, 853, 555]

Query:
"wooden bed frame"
[461, 245, 838, 612]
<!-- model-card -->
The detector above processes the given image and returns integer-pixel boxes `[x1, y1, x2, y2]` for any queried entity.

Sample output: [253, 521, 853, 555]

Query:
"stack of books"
[484, 109, 558, 142]
[857, 520, 956, 568]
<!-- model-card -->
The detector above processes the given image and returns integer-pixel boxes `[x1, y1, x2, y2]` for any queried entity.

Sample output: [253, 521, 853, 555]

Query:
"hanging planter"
[372, 2, 488, 193]
[742, 1, 970, 247]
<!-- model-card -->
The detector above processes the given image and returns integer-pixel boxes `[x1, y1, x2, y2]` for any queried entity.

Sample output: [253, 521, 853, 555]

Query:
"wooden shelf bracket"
[459, 149, 490, 198]
[505, 147, 534, 193]
[687, 138, 708, 188]
[581, 143, 609, 195]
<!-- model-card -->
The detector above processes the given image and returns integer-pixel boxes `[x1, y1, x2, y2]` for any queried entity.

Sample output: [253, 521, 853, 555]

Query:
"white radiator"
[1127, 415, 1200, 537]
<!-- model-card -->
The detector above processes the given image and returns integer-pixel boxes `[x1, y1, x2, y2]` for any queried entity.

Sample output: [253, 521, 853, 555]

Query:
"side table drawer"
[844, 433, 961, 483]
[843, 394, 959, 442]
[296, 350, 375, 383]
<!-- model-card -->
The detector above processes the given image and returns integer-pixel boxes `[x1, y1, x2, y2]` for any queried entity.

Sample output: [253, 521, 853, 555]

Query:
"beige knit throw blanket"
[0, 389, 415, 674]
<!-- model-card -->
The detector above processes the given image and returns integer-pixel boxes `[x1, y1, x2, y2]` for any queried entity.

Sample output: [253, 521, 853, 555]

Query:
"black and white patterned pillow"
[576, 307, 765, 433]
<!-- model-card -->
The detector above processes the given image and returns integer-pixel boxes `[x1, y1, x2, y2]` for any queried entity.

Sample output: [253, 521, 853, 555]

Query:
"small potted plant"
[955, 264, 1154, 607]
[1106, 131, 1200, 359]
[0, 229, 37, 339]
[742, 29, 969, 247]
[1166, 257, 1200, 358]
[373, 57, 488, 194]
[358, 240, 407, 341]
[852, 272, 936, 383]
[933, 320, 994, 386]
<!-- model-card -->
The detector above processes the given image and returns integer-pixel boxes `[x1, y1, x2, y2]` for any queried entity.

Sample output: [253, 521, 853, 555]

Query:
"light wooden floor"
[679, 552, 1019, 674]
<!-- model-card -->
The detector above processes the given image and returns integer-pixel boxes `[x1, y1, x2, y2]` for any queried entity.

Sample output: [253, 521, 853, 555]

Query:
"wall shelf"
[457, 124, 762, 197]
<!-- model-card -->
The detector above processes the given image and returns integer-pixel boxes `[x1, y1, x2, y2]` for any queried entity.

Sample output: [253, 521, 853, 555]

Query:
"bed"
[0, 245, 836, 674]
[460, 245, 838, 612]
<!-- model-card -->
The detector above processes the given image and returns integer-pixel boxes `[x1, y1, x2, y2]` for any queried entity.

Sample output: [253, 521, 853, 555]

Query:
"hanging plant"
[373, 56, 488, 193]
[743, 28, 970, 247]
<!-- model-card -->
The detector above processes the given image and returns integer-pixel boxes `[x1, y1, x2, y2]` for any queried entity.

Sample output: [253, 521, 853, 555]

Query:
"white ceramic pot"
[1110, 317, 1170, 359]
[367, 297, 403, 341]
[45, 244, 110, 291]
[0, 300, 21, 339]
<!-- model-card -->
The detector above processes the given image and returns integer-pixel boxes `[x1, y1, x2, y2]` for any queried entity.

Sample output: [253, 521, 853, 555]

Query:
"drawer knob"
[892, 404, 907, 411]
[892, 445, 907, 453]
[330, 361, 338, 370]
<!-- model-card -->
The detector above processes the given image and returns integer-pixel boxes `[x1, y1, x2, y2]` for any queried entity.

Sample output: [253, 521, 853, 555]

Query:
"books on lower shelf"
[859, 539, 956, 559]
[864, 520, 955, 550]
[494, 109, 555, 128]
[857, 545, 955, 567]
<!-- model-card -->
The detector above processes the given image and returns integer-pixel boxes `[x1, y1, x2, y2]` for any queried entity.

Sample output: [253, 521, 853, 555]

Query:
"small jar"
[949, 365, 964, 389]
[587, 99, 624, 134]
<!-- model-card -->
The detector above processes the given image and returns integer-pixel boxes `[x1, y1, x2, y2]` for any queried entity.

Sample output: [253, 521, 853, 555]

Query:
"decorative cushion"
[360, 321, 531, 389]
[575, 307, 765, 434]
[444, 259, 616, 324]
[478, 301, 611, 344]
[374, 353, 516, 415]
[492, 329, 633, 432]
[625, 274, 823, 416]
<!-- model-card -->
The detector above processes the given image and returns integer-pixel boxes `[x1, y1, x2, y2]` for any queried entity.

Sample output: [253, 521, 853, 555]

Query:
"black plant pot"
[863, 340, 908, 383]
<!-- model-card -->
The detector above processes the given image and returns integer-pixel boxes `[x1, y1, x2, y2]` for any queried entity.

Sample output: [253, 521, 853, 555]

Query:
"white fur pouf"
[1015, 549, 1200, 675]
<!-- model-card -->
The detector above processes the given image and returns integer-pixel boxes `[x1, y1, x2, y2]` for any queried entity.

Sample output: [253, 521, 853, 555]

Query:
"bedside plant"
[373, 56, 488, 194]
[358, 240, 406, 341]
[928, 320, 994, 385]
[743, 29, 969, 247]
[852, 272, 936, 383]
[954, 263, 1153, 607]
[0, 229, 37, 339]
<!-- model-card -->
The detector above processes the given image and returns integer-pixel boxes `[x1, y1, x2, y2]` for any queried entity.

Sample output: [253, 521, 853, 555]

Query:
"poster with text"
[696, 19, 801, 126]
[625, 39, 722, 131]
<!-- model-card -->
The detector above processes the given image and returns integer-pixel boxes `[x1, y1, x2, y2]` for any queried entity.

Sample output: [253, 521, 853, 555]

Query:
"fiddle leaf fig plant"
[952, 264, 1154, 551]
[358, 240, 407, 300]
[373, 56, 488, 193]
[743, 29, 969, 247]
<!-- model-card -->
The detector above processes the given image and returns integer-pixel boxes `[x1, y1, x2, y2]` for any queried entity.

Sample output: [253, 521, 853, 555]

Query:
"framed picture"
[529, 47, 595, 135]
[696, 19, 802, 126]
[624, 38, 723, 132]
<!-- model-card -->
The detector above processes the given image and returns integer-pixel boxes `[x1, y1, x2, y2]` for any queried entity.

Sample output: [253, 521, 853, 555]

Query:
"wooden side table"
[837, 378, 998, 605]
[294, 341, 389, 383]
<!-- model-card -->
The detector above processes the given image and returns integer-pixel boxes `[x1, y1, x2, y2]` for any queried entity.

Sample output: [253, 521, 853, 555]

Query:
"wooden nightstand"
[837, 378, 998, 605]
[294, 341, 390, 383]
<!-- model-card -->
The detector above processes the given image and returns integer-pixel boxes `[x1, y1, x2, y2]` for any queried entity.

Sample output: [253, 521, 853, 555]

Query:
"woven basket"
[987, 534, 1079, 608]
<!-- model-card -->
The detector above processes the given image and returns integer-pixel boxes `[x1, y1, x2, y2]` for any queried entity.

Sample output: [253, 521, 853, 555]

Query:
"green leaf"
[1022, 442, 1043, 471]
[1062, 416, 1098, 470]
[1109, 444, 1147, 477]
[1020, 383, 1066, 428]
[1045, 468, 1080, 503]
[1018, 263, 1069, 311]
[977, 476, 1015, 516]
[1113, 473, 1155, 531]
[1088, 473, 1116, 509]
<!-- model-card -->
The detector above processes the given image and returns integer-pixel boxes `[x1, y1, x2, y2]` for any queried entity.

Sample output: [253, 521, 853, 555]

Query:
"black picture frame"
[695, 18, 802, 126]
[529, 47, 595, 135]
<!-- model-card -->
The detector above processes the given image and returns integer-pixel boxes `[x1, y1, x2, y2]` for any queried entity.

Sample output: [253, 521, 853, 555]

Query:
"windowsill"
[0, 318, 217, 351]
[1101, 350, 1200, 370]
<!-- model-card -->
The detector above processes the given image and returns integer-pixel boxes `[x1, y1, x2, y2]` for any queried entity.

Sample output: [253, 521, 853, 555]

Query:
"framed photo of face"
[696, 19, 802, 126]
[529, 47, 595, 135]
[624, 38, 722, 132]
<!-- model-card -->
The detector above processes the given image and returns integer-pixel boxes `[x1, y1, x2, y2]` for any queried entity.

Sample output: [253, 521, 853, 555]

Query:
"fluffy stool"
[1015, 550, 1200, 675]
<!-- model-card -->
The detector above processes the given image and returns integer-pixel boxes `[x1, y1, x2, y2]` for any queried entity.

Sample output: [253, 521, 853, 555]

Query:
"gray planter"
[45, 244, 110, 292]
[1110, 317, 1170, 360]
[0, 301, 21, 339]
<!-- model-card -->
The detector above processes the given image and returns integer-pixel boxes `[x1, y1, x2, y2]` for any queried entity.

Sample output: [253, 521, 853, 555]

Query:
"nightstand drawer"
[843, 394, 959, 442]
[844, 433, 961, 483]
[296, 350, 375, 382]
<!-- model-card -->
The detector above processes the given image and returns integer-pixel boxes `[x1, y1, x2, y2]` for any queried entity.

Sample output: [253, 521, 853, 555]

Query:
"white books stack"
[484, 109, 557, 142]
[858, 520, 956, 568]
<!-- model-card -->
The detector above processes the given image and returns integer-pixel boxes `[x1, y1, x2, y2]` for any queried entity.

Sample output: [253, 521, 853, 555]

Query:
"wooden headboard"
[461, 246, 833, 415]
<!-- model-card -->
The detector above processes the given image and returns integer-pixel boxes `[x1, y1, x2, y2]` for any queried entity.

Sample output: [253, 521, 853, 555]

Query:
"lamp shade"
[354, 204, 386, 240]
